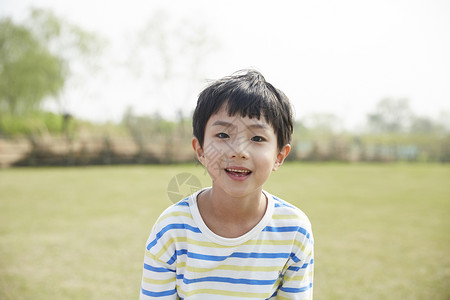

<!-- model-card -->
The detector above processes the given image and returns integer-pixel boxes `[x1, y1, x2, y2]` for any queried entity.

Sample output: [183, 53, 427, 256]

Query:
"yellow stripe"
[143, 277, 176, 285]
[154, 236, 221, 259]
[176, 261, 281, 273]
[177, 275, 281, 297]
[145, 250, 156, 260]
[151, 235, 310, 261]
[157, 235, 308, 252]
[245, 239, 296, 246]
[156, 211, 193, 224]
[178, 287, 272, 298]
[292, 239, 307, 253]
[144, 254, 282, 274]
[283, 271, 314, 283]
[272, 214, 300, 220]
[157, 211, 303, 223]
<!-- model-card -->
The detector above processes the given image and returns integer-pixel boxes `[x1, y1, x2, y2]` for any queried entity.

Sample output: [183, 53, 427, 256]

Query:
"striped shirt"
[140, 189, 314, 299]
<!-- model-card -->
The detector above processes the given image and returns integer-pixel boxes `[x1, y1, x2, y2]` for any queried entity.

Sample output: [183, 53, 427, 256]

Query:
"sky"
[1, 0, 450, 130]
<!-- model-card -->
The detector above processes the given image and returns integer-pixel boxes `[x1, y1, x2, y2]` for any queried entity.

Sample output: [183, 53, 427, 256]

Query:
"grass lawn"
[0, 163, 449, 299]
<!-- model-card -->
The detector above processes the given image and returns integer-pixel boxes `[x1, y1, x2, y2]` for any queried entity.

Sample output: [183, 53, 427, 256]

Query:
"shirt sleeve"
[277, 229, 314, 300]
[140, 221, 179, 300]
[140, 256, 178, 299]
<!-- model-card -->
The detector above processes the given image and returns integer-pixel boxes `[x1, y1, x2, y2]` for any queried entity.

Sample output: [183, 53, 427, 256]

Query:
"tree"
[126, 9, 218, 116]
[0, 18, 64, 114]
[409, 116, 437, 134]
[0, 8, 103, 116]
[301, 113, 344, 135]
[367, 98, 412, 133]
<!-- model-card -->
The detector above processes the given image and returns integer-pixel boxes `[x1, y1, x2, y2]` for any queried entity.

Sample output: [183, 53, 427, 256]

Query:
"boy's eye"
[251, 136, 265, 142]
[216, 133, 230, 139]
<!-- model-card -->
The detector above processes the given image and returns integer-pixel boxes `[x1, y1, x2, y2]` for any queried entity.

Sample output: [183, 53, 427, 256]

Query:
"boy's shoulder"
[268, 192, 312, 228]
[150, 196, 194, 229]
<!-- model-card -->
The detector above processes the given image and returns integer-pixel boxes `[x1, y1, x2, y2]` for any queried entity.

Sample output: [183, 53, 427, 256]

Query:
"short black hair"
[193, 69, 294, 151]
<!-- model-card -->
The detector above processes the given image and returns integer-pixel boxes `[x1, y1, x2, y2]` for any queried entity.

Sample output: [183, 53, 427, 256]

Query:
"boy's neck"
[197, 187, 268, 238]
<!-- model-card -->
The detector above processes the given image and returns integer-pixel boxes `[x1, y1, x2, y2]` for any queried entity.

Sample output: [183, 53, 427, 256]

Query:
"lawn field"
[1, 163, 449, 299]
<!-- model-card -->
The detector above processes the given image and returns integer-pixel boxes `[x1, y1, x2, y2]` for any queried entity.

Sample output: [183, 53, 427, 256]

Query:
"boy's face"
[192, 105, 290, 199]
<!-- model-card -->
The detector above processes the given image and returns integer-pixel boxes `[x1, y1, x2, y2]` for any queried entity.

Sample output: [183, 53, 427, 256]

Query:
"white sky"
[1, 0, 450, 129]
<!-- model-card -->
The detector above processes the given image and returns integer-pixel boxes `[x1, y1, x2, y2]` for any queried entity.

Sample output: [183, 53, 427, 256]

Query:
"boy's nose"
[229, 138, 248, 159]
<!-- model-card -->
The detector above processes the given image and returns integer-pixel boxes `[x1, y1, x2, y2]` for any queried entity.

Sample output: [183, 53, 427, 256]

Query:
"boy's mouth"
[225, 168, 252, 177]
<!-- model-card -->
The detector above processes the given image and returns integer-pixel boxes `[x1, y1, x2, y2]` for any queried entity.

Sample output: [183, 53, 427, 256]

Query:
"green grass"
[0, 163, 449, 299]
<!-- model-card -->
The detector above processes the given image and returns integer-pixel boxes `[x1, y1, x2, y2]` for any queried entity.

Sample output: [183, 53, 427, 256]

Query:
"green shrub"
[0, 111, 66, 137]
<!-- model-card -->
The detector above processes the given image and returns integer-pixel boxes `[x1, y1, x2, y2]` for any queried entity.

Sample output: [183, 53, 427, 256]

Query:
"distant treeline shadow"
[12, 136, 195, 166]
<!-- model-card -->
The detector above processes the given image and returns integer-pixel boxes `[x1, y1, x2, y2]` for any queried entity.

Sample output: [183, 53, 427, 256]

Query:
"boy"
[140, 70, 314, 299]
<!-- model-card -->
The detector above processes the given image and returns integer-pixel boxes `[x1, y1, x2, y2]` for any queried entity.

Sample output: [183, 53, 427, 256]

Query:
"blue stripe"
[176, 201, 189, 206]
[230, 252, 290, 259]
[287, 258, 314, 272]
[301, 258, 314, 269]
[287, 266, 300, 272]
[143, 263, 175, 273]
[263, 226, 311, 239]
[274, 202, 294, 208]
[272, 196, 295, 208]
[147, 223, 201, 250]
[176, 274, 277, 286]
[167, 251, 178, 265]
[280, 283, 313, 293]
[171, 249, 290, 262]
[175, 249, 223, 261]
[290, 252, 301, 263]
[141, 287, 177, 297]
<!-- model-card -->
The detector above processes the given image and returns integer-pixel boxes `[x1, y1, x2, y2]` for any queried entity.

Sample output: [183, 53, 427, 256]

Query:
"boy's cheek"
[203, 142, 227, 163]
[205, 151, 226, 168]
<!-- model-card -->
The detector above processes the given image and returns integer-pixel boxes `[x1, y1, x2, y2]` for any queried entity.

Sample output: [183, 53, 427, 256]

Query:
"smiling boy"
[140, 70, 314, 299]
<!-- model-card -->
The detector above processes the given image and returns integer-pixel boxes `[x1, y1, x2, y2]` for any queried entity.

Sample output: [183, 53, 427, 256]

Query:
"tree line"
[1, 8, 448, 165]
[3, 98, 449, 166]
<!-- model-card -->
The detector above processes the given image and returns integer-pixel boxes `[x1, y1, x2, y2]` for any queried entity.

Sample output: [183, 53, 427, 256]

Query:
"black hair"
[192, 69, 294, 151]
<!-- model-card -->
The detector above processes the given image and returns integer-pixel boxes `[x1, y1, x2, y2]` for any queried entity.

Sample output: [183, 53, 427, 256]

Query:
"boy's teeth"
[226, 168, 250, 173]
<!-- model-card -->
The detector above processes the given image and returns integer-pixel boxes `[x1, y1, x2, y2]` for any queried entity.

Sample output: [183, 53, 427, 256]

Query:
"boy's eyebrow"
[212, 120, 234, 128]
[211, 120, 270, 130]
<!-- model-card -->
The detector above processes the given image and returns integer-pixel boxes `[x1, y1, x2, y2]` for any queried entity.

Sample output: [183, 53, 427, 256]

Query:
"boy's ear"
[273, 144, 291, 171]
[192, 137, 206, 165]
